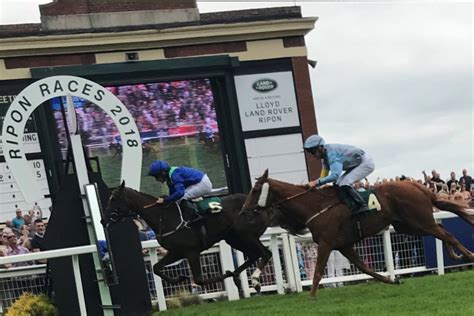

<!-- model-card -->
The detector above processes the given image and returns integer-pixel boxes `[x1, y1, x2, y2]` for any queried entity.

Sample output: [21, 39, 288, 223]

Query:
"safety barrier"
[0, 210, 472, 312]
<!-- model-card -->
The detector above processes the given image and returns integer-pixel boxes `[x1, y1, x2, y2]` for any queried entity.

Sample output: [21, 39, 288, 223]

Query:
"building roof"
[0, 6, 302, 38]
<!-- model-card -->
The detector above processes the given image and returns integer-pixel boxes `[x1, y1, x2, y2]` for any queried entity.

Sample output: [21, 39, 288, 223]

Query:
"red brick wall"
[164, 42, 247, 58]
[4, 54, 96, 69]
[40, 0, 197, 16]
[292, 56, 320, 180]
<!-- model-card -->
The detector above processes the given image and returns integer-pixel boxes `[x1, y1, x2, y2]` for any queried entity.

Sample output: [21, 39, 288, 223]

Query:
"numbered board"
[0, 159, 51, 221]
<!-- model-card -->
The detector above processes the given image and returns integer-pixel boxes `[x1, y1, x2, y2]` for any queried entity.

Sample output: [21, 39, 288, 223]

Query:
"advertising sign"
[235, 71, 300, 131]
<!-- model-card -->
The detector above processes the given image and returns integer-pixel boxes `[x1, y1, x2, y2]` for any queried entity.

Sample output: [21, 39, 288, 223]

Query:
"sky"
[0, 1, 472, 183]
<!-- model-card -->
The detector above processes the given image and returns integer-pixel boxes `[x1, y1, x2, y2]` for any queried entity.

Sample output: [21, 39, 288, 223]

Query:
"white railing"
[0, 245, 96, 314]
[0, 210, 472, 313]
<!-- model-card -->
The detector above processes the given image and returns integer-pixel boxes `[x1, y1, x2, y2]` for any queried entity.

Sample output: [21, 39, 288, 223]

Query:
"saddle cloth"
[195, 197, 223, 214]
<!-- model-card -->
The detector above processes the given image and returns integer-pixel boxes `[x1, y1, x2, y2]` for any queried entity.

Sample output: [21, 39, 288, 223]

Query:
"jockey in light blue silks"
[303, 135, 375, 216]
[148, 160, 213, 222]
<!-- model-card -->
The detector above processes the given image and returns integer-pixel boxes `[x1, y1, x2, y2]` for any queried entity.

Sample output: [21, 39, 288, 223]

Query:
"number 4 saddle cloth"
[358, 190, 382, 212]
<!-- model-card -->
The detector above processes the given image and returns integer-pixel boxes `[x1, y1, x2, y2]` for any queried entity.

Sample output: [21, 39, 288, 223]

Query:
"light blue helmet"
[303, 134, 325, 149]
[148, 160, 170, 176]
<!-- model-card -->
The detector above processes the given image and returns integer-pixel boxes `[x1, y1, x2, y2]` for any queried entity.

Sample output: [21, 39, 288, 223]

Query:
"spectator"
[459, 169, 472, 191]
[11, 209, 25, 231]
[437, 184, 450, 199]
[459, 183, 471, 201]
[30, 219, 46, 252]
[447, 172, 459, 191]
[4, 232, 32, 267]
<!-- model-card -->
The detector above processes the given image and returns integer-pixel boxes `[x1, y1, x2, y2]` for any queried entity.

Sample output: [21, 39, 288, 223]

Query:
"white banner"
[235, 71, 300, 132]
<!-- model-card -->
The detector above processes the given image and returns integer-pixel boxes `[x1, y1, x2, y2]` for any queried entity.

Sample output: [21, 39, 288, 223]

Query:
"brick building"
[0, 0, 319, 218]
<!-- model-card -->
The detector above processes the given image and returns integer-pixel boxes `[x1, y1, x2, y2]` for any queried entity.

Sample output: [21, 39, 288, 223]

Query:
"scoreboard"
[0, 93, 51, 222]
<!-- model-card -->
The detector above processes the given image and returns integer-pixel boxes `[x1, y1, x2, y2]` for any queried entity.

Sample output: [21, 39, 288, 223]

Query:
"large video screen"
[52, 79, 227, 196]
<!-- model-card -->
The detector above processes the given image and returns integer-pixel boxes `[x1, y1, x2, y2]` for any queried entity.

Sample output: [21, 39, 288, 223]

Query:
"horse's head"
[103, 180, 136, 226]
[242, 169, 272, 212]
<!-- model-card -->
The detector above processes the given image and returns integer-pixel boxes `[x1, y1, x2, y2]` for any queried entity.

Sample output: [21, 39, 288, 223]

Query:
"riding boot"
[180, 199, 208, 246]
[339, 185, 370, 217]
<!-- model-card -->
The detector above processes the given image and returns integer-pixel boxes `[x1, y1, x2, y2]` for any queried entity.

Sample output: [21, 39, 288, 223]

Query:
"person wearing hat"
[148, 160, 213, 221]
[303, 134, 375, 216]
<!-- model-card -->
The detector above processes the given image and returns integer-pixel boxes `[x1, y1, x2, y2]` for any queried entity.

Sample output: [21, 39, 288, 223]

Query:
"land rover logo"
[252, 79, 277, 92]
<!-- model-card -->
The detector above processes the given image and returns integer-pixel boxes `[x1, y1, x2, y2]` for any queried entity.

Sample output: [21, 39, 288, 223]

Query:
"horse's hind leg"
[186, 252, 233, 287]
[153, 251, 188, 284]
[339, 245, 399, 285]
[225, 235, 272, 293]
[424, 224, 474, 262]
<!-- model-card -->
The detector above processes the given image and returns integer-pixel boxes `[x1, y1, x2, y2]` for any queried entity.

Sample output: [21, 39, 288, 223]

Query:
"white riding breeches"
[336, 153, 375, 186]
[183, 175, 213, 200]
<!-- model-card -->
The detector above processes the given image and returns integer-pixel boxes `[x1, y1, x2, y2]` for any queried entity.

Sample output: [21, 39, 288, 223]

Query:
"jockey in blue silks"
[148, 160, 213, 221]
[303, 134, 375, 216]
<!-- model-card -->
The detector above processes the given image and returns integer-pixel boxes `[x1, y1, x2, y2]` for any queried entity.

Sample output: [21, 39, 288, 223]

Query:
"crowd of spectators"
[54, 80, 218, 147]
[0, 205, 46, 268]
[352, 168, 473, 206]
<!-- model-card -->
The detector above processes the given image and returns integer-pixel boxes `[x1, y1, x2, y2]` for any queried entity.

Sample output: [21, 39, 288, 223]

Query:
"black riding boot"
[339, 185, 370, 217]
[179, 200, 204, 225]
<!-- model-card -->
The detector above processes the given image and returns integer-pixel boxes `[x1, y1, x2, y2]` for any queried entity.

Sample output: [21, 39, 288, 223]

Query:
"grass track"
[154, 269, 474, 316]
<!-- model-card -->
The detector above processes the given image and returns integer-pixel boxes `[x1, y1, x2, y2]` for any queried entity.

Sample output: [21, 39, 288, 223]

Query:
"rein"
[304, 202, 339, 225]
[139, 201, 190, 239]
[268, 187, 313, 208]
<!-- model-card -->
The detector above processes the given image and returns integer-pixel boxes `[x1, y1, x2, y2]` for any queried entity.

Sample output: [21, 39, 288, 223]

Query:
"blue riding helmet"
[148, 160, 170, 177]
[303, 134, 325, 149]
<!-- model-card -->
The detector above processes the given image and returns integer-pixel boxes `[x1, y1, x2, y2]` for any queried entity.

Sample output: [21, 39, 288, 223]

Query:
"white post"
[236, 250, 251, 297]
[435, 219, 445, 275]
[66, 95, 113, 315]
[281, 233, 296, 292]
[382, 228, 396, 280]
[288, 235, 303, 292]
[218, 241, 239, 301]
[72, 255, 87, 316]
[149, 250, 167, 311]
[270, 234, 284, 294]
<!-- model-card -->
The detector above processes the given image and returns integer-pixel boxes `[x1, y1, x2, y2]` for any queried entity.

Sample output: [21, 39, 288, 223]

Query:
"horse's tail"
[409, 181, 474, 226]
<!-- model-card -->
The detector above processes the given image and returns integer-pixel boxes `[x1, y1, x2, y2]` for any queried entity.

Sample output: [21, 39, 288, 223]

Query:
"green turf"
[90, 137, 227, 196]
[154, 270, 474, 316]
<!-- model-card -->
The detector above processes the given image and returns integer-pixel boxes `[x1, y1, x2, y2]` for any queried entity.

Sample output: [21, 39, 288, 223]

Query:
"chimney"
[39, 0, 199, 30]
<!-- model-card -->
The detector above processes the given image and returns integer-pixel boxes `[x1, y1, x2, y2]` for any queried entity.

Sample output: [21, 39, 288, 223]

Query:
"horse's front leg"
[153, 251, 188, 284]
[310, 241, 332, 297]
[187, 252, 233, 287]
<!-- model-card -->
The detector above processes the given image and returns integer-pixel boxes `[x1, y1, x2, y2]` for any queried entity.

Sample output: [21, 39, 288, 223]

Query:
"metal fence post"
[287, 234, 303, 292]
[270, 234, 284, 294]
[435, 219, 445, 275]
[281, 233, 297, 292]
[235, 250, 251, 297]
[382, 228, 395, 280]
[148, 249, 167, 311]
[218, 241, 239, 301]
[72, 255, 87, 316]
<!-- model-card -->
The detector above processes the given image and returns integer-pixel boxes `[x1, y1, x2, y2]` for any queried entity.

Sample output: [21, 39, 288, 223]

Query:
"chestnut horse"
[242, 169, 474, 297]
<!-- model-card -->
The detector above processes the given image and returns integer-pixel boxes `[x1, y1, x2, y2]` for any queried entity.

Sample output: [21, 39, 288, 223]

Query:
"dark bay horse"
[242, 169, 474, 297]
[103, 181, 276, 292]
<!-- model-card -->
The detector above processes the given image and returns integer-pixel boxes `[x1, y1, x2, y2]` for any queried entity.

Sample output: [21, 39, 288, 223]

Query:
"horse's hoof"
[224, 270, 234, 278]
[394, 277, 402, 285]
[254, 283, 261, 294]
